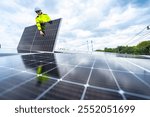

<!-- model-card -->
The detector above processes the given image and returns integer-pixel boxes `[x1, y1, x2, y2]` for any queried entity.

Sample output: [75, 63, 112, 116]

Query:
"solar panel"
[40, 82, 84, 100]
[0, 53, 150, 100]
[84, 87, 123, 100]
[89, 69, 119, 90]
[17, 18, 61, 52]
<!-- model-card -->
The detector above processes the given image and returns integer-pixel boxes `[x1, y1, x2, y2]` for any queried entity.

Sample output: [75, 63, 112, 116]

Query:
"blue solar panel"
[0, 53, 150, 100]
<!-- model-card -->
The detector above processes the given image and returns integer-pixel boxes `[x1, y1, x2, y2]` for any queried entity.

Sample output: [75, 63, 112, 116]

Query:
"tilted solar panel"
[17, 18, 61, 52]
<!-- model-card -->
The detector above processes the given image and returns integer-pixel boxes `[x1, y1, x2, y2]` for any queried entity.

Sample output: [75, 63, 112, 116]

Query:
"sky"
[0, 0, 150, 51]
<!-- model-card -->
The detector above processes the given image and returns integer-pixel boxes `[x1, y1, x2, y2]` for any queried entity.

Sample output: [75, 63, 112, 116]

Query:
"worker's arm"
[35, 18, 45, 36]
[35, 18, 42, 31]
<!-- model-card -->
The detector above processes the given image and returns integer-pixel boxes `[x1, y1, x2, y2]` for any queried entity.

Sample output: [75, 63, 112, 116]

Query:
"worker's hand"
[40, 31, 45, 36]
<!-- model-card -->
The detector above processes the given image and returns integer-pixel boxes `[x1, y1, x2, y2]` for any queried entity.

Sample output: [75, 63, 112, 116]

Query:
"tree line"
[96, 40, 150, 55]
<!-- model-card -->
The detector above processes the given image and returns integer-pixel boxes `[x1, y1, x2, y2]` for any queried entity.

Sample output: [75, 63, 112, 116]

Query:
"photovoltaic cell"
[84, 87, 123, 100]
[113, 72, 150, 96]
[89, 69, 119, 90]
[124, 94, 149, 100]
[40, 82, 84, 100]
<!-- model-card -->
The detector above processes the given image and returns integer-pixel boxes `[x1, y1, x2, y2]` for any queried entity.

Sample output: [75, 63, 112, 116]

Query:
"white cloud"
[0, 0, 150, 51]
[73, 29, 93, 38]
[99, 5, 138, 29]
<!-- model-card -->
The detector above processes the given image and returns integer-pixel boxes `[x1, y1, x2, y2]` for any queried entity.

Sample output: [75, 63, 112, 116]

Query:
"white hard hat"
[34, 7, 41, 12]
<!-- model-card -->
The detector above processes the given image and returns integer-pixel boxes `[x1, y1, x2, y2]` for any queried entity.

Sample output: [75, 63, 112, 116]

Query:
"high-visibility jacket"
[35, 13, 51, 31]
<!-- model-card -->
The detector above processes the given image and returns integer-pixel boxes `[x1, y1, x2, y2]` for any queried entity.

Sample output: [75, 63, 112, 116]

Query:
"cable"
[124, 24, 150, 46]
[127, 30, 150, 45]
[124, 26, 147, 45]
[129, 32, 150, 45]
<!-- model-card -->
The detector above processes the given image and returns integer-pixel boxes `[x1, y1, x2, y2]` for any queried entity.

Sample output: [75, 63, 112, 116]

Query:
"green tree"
[98, 40, 150, 55]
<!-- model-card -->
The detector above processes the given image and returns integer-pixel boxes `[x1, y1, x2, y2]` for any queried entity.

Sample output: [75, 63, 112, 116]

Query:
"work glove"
[40, 31, 45, 36]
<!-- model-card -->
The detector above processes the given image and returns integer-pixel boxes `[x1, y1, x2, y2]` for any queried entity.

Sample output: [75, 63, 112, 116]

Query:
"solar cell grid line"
[124, 94, 149, 100]
[104, 55, 127, 100]
[60, 63, 92, 69]
[116, 59, 150, 89]
[35, 61, 83, 100]
[89, 85, 119, 94]
[62, 79, 120, 95]
[92, 67, 133, 74]
[123, 59, 150, 73]
[62, 79, 84, 86]
[44, 76, 58, 81]
[109, 69, 140, 74]
[80, 58, 96, 100]
[124, 91, 150, 99]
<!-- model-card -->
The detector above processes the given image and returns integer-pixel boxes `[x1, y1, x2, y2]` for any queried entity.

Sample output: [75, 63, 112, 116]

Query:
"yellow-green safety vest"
[35, 13, 51, 31]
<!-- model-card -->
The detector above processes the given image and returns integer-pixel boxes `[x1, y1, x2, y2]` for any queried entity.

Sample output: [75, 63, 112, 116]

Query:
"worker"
[35, 7, 52, 36]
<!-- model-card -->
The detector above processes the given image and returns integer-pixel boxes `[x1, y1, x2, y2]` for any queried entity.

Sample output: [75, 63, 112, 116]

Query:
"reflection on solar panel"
[0, 53, 150, 100]
[17, 18, 61, 52]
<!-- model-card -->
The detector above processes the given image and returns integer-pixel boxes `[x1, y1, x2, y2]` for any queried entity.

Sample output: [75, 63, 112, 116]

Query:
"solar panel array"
[0, 53, 150, 100]
[17, 18, 61, 52]
[1, 16, 150, 100]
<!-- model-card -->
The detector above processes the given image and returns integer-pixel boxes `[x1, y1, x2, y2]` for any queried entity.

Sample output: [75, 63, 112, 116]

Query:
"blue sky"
[0, 0, 150, 51]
